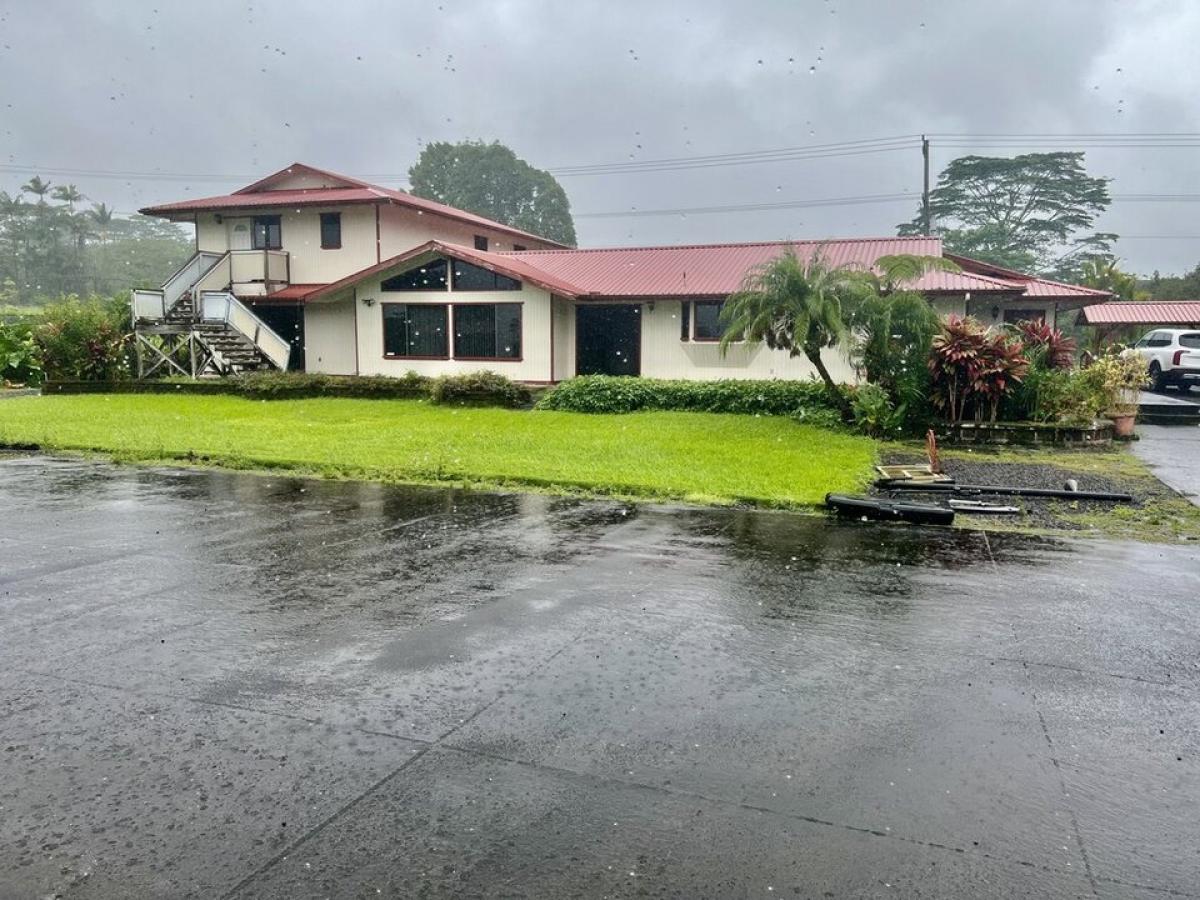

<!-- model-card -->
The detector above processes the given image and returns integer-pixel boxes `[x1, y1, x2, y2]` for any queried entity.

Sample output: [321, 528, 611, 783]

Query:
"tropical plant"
[21, 176, 52, 202]
[1011, 318, 1076, 370]
[849, 383, 904, 438]
[928, 315, 1028, 422]
[51, 184, 85, 213]
[1086, 351, 1148, 415]
[1080, 258, 1140, 301]
[0, 321, 43, 385]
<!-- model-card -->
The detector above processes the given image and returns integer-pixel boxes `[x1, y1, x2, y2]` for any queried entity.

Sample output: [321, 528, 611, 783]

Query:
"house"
[133, 162, 1110, 382]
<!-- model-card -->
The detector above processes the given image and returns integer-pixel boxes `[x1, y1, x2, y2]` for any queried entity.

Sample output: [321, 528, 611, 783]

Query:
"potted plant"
[1087, 352, 1147, 437]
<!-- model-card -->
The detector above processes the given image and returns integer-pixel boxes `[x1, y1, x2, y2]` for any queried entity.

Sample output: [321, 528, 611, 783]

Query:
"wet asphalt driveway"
[1, 456, 1198, 899]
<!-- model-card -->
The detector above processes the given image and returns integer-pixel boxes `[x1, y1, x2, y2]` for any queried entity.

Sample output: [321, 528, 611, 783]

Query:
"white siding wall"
[551, 295, 575, 381]
[304, 297, 358, 375]
[377, 204, 558, 256]
[279, 205, 377, 284]
[195, 213, 227, 253]
[637, 300, 857, 383]
[335, 276, 555, 382]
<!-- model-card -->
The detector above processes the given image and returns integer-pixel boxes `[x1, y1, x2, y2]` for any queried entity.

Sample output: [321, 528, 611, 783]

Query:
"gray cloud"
[1, 0, 1196, 274]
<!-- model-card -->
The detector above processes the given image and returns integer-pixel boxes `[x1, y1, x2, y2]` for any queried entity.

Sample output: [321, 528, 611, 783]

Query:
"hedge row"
[536, 375, 842, 416]
[43, 370, 532, 408]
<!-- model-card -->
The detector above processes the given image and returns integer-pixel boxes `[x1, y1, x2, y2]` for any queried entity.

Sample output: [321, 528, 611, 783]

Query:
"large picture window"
[381, 259, 449, 291]
[692, 300, 725, 341]
[382, 303, 449, 358]
[451, 259, 521, 291]
[453, 304, 522, 359]
[252, 215, 282, 250]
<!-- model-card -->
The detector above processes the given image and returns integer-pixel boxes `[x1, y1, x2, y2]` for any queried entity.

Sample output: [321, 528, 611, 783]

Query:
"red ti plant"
[929, 316, 1029, 422]
[1012, 318, 1076, 370]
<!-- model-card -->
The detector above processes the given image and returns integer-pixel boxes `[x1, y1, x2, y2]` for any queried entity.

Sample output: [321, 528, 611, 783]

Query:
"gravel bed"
[874, 452, 1171, 531]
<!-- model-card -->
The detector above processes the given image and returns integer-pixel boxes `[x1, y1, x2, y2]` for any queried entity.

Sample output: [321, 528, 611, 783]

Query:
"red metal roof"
[946, 254, 1110, 302]
[139, 163, 569, 248]
[265, 284, 327, 300]
[1080, 302, 1200, 325]
[907, 269, 1025, 294]
[498, 237, 944, 298]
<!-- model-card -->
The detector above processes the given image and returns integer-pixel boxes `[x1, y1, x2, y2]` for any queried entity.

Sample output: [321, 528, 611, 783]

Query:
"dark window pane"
[319, 212, 341, 249]
[1003, 309, 1044, 324]
[680, 300, 691, 340]
[382, 303, 448, 357]
[381, 258, 449, 291]
[453, 304, 521, 359]
[693, 301, 724, 340]
[1180, 333, 1200, 348]
[474, 235, 489, 250]
[513, 244, 527, 252]
[252, 215, 281, 250]
[451, 259, 521, 291]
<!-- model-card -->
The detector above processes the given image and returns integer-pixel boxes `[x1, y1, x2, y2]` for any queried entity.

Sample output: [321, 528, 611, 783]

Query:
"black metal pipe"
[876, 481, 1133, 502]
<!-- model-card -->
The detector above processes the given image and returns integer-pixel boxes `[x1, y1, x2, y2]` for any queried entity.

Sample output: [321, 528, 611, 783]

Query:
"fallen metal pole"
[876, 481, 1133, 502]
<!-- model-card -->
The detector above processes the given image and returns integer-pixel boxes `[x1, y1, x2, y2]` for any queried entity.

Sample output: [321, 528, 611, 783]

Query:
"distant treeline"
[0, 176, 192, 305]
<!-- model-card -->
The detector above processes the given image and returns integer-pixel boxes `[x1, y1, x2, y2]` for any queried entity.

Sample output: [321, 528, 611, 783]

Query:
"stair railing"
[199, 291, 292, 371]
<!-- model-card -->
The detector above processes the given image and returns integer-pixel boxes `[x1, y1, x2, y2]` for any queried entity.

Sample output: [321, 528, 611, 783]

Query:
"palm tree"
[21, 176, 52, 204]
[719, 249, 960, 421]
[51, 183, 85, 212]
[89, 202, 114, 244]
[1079, 258, 1139, 301]
[719, 248, 862, 420]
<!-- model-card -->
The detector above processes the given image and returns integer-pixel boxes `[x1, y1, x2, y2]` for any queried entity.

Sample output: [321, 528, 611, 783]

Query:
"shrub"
[850, 382, 904, 438]
[231, 371, 430, 399]
[36, 298, 129, 382]
[1086, 351, 1148, 414]
[537, 376, 840, 416]
[0, 322, 44, 385]
[1009, 366, 1106, 425]
[429, 371, 532, 407]
[928, 316, 1028, 422]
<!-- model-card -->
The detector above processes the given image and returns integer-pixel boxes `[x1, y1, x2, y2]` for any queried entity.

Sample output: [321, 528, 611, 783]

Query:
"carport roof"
[1079, 301, 1200, 325]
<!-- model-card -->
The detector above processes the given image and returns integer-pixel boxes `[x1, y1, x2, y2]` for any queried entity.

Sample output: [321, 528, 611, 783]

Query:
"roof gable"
[232, 163, 372, 194]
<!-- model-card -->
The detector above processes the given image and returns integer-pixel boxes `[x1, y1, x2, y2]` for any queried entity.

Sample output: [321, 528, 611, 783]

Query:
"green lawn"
[0, 394, 876, 507]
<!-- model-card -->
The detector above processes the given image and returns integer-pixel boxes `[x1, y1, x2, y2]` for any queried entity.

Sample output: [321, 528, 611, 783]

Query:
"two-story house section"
[136, 163, 565, 371]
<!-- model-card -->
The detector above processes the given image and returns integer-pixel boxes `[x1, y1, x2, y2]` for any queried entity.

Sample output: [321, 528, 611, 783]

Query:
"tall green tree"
[21, 176, 52, 203]
[51, 183, 84, 212]
[408, 140, 577, 246]
[899, 152, 1115, 278]
[1079, 258, 1140, 301]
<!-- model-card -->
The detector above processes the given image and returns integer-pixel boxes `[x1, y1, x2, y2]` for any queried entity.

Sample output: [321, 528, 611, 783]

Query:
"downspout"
[352, 286, 361, 375]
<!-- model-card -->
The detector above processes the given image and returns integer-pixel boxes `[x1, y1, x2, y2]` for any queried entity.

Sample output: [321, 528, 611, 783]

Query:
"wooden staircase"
[166, 294, 276, 375]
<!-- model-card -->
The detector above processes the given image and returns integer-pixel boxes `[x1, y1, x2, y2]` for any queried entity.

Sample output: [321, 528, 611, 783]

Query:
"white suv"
[1128, 329, 1200, 392]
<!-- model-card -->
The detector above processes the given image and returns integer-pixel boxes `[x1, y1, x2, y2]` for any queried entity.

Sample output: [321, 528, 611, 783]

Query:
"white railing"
[199, 291, 291, 371]
[132, 289, 166, 321]
[162, 251, 225, 311]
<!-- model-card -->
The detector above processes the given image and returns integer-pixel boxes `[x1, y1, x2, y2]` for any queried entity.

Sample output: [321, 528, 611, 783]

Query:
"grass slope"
[0, 394, 876, 507]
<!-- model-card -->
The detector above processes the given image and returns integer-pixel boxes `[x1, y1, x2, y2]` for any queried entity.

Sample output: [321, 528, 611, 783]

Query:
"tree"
[89, 202, 114, 244]
[718, 249, 863, 420]
[899, 152, 1115, 277]
[408, 140, 577, 246]
[1142, 263, 1200, 301]
[1079, 258, 1141, 301]
[51, 183, 84, 212]
[21, 176, 52, 203]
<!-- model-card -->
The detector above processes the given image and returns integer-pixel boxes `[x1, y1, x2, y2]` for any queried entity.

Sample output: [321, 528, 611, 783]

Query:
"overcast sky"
[2, 0, 1198, 275]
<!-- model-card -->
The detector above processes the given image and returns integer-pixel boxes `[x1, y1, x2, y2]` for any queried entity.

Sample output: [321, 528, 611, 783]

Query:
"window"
[451, 259, 521, 291]
[1147, 332, 1174, 348]
[473, 235, 489, 251]
[382, 303, 448, 357]
[1180, 333, 1200, 348]
[512, 244, 527, 252]
[453, 304, 522, 359]
[251, 215, 281, 250]
[381, 258, 449, 291]
[692, 300, 724, 341]
[319, 212, 341, 249]
[680, 300, 691, 340]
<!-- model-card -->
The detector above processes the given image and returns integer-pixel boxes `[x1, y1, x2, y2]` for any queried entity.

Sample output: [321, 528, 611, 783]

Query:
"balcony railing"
[230, 249, 290, 296]
[200, 291, 292, 371]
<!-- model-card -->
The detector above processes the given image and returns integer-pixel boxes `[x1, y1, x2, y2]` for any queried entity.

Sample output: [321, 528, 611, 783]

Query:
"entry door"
[228, 218, 253, 251]
[576, 304, 641, 376]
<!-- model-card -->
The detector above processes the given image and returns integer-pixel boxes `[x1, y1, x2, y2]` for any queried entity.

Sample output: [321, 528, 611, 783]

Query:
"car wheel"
[1149, 362, 1167, 392]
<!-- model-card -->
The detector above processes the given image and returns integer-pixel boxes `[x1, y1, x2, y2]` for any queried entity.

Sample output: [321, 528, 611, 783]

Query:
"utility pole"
[921, 134, 931, 236]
